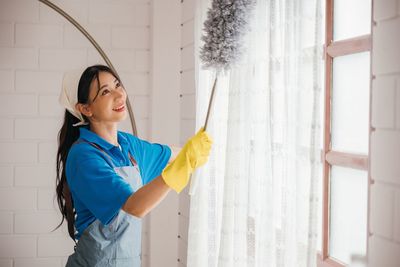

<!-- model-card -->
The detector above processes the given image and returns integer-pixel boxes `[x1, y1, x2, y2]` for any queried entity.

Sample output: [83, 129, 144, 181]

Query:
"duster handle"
[203, 76, 218, 130]
[189, 75, 218, 195]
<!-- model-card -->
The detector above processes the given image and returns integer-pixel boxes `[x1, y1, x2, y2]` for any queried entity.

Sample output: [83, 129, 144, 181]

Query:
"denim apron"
[66, 140, 143, 267]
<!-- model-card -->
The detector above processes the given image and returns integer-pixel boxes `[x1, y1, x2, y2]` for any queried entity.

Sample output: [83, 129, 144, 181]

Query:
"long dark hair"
[55, 65, 120, 241]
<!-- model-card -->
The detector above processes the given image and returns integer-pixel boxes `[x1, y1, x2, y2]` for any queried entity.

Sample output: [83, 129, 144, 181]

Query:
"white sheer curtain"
[187, 0, 323, 266]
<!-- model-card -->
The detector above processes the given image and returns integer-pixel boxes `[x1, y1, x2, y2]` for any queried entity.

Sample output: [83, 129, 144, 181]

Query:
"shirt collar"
[79, 127, 129, 151]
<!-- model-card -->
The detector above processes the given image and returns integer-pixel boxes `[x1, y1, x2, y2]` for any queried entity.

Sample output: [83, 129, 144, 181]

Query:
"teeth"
[114, 105, 124, 111]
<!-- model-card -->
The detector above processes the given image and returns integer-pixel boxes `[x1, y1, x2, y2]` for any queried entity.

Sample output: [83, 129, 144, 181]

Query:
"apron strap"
[128, 153, 138, 167]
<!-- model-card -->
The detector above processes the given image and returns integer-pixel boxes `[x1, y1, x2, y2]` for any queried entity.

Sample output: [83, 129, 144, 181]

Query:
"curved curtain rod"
[38, 0, 138, 136]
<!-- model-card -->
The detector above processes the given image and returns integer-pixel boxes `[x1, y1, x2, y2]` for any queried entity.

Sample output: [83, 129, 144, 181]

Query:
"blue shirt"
[66, 127, 171, 239]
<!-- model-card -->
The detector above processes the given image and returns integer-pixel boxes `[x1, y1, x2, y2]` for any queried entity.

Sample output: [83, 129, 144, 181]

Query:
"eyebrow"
[99, 78, 118, 90]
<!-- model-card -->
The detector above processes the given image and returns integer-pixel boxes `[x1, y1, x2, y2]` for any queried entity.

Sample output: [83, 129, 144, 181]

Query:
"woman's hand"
[161, 128, 213, 193]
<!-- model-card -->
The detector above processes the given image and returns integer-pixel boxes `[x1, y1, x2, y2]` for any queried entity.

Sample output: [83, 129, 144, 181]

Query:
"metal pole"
[39, 0, 138, 136]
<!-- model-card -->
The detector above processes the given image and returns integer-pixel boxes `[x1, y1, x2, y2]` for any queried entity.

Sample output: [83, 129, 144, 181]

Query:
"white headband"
[59, 69, 89, 127]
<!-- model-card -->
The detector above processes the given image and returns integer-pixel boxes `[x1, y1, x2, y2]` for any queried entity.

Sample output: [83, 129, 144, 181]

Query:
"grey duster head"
[199, 0, 256, 71]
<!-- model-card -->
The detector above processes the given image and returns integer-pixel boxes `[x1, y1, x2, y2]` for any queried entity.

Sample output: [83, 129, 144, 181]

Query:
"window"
[318, 0, 372, 266]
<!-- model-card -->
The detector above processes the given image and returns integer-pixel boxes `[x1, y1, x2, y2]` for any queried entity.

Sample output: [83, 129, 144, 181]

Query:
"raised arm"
[122, 129, 212, 218]
[122, 175, 170, 218]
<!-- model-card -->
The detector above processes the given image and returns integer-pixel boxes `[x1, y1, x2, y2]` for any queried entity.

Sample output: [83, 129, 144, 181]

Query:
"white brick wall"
[182, 0, 195, 24]
[14, 258, 62, 267]
[0, 212, 13, 234]
[88, 2, 138, 25]
[0, 70, 14, 92]
[0, 48, 38, 69]
[38, 142, 57, 164]
[0, 236, 37, 258]
[0, 119, 13, 139]
[39, 0, 88, 25]
[0, 143, 37, 163]
[0, 166, 13, 187]
[178, 0, 196, 265]
[149, 1, 181, 266]
[16, 24, 63, 48]
[0, 0, 152, 265]
[14, 164, 56, 187]
[394, 193, 400, 242]
[371, 77, 396, 128]
[370, 184, 395, 239]
[112, 27, 150, 49]
[372, 17, 400, 75]
[0, 23, 14, 47]
[0, 0, 39, 22]
[14, 212, 61, 234]
[369, 0, 400, 266]
[39, 49, 87, 70]
[0, 260, 12, 267]
[0, 94, 37, 116]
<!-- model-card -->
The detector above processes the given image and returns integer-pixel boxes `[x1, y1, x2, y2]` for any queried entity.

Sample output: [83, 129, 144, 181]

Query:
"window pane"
[331, 52, 370, 154]
[333, 0, 371, 41]
[329, 166, 367, 265]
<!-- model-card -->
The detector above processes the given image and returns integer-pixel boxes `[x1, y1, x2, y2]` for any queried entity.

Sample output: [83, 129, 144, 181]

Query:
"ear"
[75, 103, 93, 118]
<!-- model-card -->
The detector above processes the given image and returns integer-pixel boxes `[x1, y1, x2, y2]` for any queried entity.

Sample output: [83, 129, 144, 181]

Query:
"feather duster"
[190, 0, 255, 195]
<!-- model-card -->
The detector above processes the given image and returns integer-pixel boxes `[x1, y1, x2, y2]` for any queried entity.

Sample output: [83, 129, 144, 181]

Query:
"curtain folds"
[188, 1, 323, 266]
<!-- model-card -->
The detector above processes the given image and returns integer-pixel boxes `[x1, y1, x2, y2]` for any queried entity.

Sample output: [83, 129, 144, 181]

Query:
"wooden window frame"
[318, 0, 372, 266]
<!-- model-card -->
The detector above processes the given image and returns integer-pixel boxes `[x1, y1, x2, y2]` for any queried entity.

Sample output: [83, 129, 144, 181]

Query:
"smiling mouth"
[113, 105, 125, 112]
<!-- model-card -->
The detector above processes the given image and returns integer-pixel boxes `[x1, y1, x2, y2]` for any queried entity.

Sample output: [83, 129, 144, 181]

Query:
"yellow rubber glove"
[162, 127, 213, 193]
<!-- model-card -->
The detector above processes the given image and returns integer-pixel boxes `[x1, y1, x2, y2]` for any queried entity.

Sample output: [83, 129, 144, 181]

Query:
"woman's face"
[86, 71, 127, 124]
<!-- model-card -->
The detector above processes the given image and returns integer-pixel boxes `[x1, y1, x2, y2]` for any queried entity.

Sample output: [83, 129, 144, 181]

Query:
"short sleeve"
[67, 155, 134, 226]
[128, 135, 171, 185]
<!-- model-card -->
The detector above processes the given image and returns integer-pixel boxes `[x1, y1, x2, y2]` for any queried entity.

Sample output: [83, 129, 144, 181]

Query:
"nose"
[114, 87, 126, 101]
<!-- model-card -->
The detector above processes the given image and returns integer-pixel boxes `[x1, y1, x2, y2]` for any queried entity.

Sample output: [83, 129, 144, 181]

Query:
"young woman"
[56, 65, 212, 266]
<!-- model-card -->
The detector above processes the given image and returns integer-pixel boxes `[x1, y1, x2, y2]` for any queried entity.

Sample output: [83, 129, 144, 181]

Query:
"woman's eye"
[116, 82, 121, 88]
[101, 89, 110, 96]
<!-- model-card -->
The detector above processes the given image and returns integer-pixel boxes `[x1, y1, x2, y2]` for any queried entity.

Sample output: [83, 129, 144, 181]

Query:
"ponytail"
[55, 111, 81, 241]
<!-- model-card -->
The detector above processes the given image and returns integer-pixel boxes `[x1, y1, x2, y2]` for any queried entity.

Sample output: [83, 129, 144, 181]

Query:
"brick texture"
[369, 0, 400, 266]
[178, 2, 196, 266]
